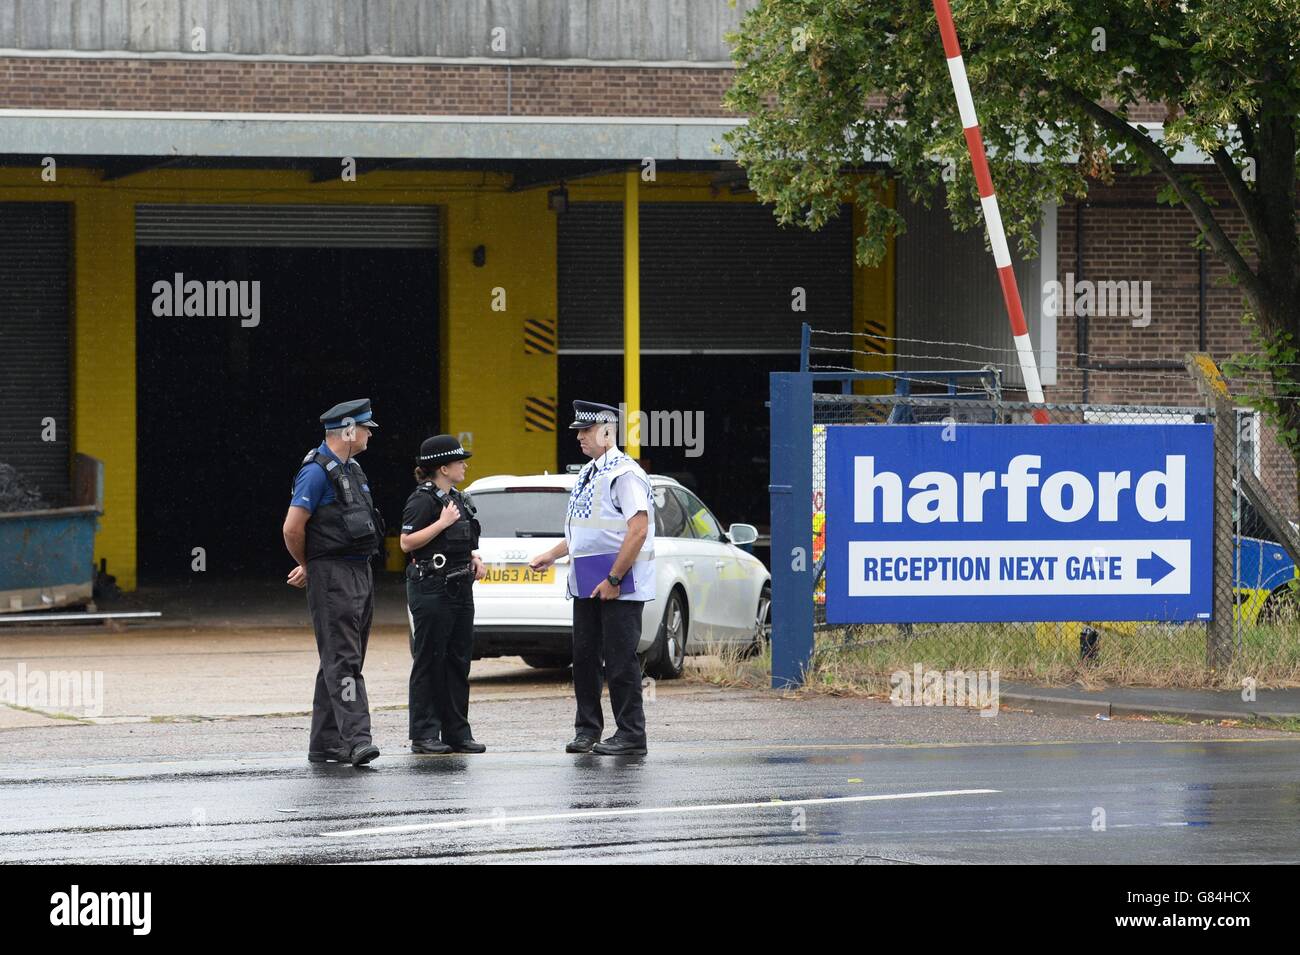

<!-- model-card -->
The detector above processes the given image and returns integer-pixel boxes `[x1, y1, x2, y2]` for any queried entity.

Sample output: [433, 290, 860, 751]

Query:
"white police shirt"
[564, 448, 656, 601]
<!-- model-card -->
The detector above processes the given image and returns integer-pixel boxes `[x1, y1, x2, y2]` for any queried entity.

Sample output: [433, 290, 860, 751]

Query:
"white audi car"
[464, 472, 771, 679]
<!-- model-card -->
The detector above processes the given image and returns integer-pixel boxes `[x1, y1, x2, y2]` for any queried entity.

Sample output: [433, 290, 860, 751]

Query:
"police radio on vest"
[853, 454, 1186, 524]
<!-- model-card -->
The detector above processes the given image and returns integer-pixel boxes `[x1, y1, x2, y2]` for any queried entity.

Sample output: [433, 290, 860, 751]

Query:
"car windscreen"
[470, 488, 569, 538]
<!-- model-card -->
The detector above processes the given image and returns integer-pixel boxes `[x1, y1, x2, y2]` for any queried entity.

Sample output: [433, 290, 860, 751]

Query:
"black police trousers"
[407, 573, 475, 744]
[572, 597, 647, 745]
[305, 557, 374, 753]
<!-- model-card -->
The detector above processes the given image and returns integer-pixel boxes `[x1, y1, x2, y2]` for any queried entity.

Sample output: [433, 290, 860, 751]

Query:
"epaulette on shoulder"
[303, 450, 339, 473]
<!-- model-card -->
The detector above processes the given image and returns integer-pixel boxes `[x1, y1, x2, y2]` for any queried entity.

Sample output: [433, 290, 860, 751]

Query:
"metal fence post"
[769, 371, 814, 688]
[1185, 354, 1236, 671]
[1209, 402, 1236, 670]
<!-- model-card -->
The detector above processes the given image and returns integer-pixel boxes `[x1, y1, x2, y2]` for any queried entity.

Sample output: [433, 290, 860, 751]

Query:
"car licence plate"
[480, 565, 555, 584]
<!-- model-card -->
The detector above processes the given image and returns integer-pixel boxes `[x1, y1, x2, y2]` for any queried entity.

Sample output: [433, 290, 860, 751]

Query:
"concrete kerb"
[742, 670, 1300, 724]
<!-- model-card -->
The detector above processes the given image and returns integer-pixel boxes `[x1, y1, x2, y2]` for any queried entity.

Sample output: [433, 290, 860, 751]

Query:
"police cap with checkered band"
[568, 400, 619, 430]
[417, 434, 472, 464]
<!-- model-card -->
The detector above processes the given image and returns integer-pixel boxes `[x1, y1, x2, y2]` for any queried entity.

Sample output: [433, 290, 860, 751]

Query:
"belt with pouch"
[407, 553, 474, 582]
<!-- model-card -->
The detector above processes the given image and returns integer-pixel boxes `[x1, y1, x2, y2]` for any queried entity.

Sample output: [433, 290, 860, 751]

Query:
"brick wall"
[1048, 174, 1297, 516]
[1051, 176, 1242, 406]
[0, 56, 736, 116]
[5, 55, 1289, 509]
[0, 56, 1181, 121]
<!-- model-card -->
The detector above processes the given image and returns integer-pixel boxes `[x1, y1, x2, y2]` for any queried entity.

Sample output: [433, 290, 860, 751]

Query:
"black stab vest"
[409, 483, 480, 563]
[296, 450, 383, 560]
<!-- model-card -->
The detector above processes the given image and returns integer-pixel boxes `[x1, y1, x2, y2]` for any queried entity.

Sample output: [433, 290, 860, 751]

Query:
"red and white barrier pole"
[931, 0, 1049, 423]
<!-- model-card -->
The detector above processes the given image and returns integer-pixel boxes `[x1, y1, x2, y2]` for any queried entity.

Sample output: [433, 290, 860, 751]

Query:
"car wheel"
[1259, 586, 1299, 626]
[520, 654, 572, 669]
[646, 588, 688, 680]
[740, 583, 772, 659]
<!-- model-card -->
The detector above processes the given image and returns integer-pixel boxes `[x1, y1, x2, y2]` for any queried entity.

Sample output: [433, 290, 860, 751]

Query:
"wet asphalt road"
[3, 684, 1299, 864]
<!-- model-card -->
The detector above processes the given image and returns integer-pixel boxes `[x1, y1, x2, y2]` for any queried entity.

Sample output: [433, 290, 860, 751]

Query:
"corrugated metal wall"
[0, 202, 70, 505]
[558, 202, 853, 353]
[0, 0, 758, 60]
[136, 204, 439, 248]
[894, 189, 1043, 390]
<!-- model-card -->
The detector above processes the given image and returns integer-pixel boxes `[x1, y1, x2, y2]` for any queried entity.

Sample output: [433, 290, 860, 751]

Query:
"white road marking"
[319, 788, 1000, 838]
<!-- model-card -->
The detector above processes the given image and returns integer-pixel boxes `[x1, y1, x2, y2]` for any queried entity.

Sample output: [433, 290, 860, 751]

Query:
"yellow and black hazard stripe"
[859, 402, 890, 423]
[858, 319, 888, 355]
[524, 396, 557, 432]
[523, 317, 557, 355]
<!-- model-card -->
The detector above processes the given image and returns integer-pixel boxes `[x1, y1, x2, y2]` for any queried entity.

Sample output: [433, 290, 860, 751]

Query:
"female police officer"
[400, 435, 488, 754]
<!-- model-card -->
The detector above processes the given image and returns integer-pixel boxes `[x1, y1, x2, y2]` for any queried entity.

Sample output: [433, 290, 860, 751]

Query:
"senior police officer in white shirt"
[529, 400, 655, 756]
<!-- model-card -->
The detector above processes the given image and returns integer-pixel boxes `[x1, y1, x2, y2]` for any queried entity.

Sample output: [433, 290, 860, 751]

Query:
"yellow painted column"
[441, 187, 558, 477]
[72, 189, 138, 589]
[852, 180, 897, 395]
[623, 170, 641, 457]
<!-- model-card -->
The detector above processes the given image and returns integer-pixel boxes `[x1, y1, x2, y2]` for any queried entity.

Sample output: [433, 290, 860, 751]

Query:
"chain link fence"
[807, 393, 1300, 691]
[1227, 401, 1300, 681]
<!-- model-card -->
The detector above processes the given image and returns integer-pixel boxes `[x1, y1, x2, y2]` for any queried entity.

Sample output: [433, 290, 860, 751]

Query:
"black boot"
[412, 738, 453, 754]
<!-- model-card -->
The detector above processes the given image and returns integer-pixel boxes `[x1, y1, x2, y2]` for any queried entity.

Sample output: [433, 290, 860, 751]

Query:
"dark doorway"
[557, 353, 799, 535]
[136, 246, 438, 581]
[0, 203, 71, 506]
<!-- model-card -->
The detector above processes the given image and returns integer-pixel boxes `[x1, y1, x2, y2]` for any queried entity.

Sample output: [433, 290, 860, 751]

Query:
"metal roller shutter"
[135, 204, 439, 248]
[559, 202, 853, 352]
[0, 203, 71, 505]
[894, 189, 1043, 388]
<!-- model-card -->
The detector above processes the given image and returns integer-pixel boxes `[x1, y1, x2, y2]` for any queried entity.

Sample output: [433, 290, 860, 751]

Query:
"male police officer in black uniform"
[401, 435, 487, 754]
[283, 398, 384, 767]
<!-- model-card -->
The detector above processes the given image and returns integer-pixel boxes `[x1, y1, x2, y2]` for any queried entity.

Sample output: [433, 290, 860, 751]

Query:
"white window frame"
[1235, 408, 1262, 477]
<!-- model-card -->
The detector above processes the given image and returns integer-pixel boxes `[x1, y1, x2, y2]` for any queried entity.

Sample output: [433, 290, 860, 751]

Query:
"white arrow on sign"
[846, 539, 1191, 598]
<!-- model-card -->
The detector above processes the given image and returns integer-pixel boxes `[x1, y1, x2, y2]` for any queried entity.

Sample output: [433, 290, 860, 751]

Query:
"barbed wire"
[807, 347, 1266, 393]
[807, 362, 1006, 394]
[809, 342, 1202, 386]
[810, 345, 1282, 392]
[809, 327, 1300, 371]
[807, 329, 1300, 401]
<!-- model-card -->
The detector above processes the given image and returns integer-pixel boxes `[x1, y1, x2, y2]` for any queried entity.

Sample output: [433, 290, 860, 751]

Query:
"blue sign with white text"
[825, 424, 1214, 623]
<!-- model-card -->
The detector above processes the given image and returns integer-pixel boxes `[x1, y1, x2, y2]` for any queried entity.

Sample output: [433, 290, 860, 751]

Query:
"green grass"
[1, 703, 87, 722]
[803, 619, 1300, 691]
[1247, 716, 1300, 733]
[684, 638, 772, 688]
[684, 612, 1300, 694]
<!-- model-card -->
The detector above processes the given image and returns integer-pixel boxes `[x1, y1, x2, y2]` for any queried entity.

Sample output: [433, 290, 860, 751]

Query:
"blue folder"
[572, 553, 634, 596]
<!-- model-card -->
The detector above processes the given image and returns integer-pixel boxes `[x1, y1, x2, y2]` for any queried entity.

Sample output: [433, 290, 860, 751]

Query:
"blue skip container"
[0, 455, 103, 613]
